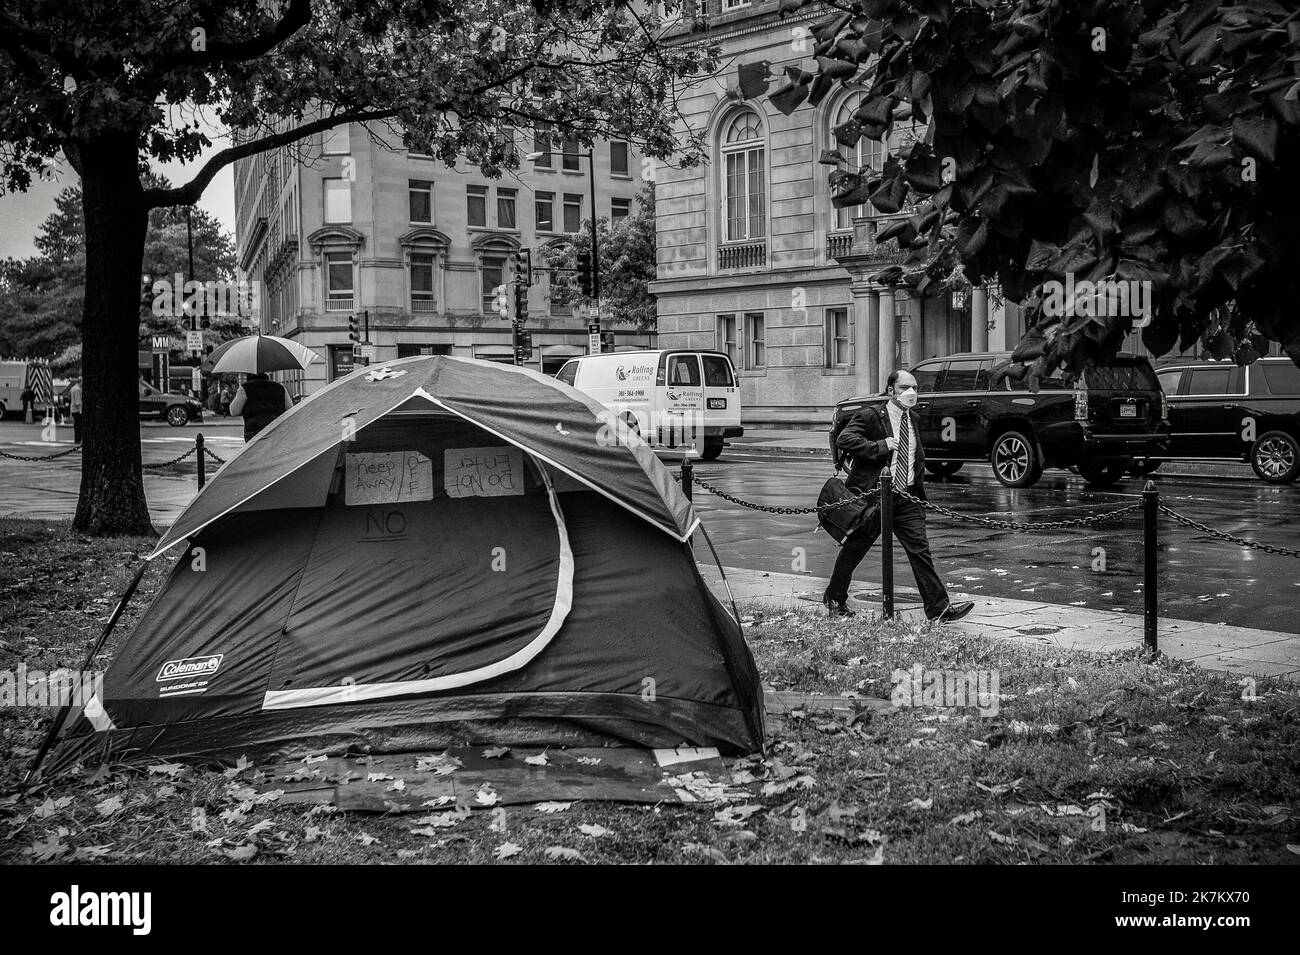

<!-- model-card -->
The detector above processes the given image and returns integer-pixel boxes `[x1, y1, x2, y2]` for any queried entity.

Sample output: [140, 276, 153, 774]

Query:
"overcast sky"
[0, 145, 238, 261]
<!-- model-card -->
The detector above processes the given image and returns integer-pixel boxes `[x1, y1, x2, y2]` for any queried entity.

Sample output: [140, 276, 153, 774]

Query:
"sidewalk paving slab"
[701, 564, 1300, 683]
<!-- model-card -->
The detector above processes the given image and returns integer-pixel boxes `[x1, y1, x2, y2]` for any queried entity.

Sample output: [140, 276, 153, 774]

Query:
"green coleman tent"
[46, 356, 764, 771]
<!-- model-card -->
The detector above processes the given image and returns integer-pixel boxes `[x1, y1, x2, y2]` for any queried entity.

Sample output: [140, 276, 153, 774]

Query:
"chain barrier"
[0, 444, 82, 462]
[1158, 503, 1300, 559]
[141, 447, 199, 469]
[692, 476, 879, 516]
[204, 447, 226, 465]
[892, 486, 1144, 530]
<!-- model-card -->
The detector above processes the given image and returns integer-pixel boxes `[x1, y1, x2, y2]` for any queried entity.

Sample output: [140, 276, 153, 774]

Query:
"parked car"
[1137, 357, 1300, 484]
[139, 379, 203, 427]
[832, 351, 1170, 488]
[555, 349, 743, 460]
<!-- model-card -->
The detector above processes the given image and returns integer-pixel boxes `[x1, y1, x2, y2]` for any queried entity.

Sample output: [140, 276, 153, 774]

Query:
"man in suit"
[824, 369, 975, 623]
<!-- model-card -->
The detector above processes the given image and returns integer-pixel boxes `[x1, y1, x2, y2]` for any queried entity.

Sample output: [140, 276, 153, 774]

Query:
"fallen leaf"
[355, 832, 380, 846]
[303, 754, 329, 765]
[534, 801, 570, 814]
[386, 779, 406, 792]
[578, 824, 610, 837]
[482, 747, 511, 759]
[411, 812, 460, 829]
[494, 841, 523, 859]
[71, 845, 114, 861]
[190, 807, 208, 832]
[475, 784, 499, 806]
[543, 845, 586, 862]
[95, 795, 124, 817]
[714, 803, 763, 826]
[27, 833, 68, 862]
[421, 796, 456, 808]
[683, 842, 729, 864]
[365, 772, 393, 782]
[524, 753, 550, 766]
[247, 819, 275, 836]
[1286, 845, 1300, 856]
[574, 756, 602, 765]
[219, 808, 246, 825]
[222, 844, 258, 861]
[147, 762, 186, 778]
[907, 797, 933, 811]
[949, 810, 982, 826]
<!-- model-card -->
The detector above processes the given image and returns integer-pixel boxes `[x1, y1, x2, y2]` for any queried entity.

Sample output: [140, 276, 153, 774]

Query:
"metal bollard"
[679, 457, 692, 504]
[1143, 479, 1158, 653]
[880, 471, 894, 619]
[196, 433, 206, 490]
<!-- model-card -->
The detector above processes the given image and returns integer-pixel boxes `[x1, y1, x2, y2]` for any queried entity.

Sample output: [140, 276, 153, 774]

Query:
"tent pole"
[696, 523, 742, 627]
[23, 560, 148, 789]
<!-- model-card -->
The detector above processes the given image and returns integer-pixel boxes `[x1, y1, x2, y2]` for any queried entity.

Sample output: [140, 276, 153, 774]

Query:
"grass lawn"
[1, 518, 1297, 864]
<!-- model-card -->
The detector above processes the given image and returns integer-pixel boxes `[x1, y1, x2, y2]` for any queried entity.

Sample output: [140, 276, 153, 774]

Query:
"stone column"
[852, 282, 879, 393]
[988, 292, 1007, 351]
[878, 286, 896, 380]
[971, 286, 989, 352]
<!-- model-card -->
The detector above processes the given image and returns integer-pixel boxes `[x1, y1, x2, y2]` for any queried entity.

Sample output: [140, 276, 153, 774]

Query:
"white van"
[0, 360, 30, 418]
[556, 349, 743, 460]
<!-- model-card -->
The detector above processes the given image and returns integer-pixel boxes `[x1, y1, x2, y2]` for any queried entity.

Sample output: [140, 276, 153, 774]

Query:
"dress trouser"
[826, 495, 951, 618]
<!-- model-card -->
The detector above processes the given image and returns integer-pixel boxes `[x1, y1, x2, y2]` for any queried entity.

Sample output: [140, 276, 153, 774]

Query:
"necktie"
[893, 411, 910, 491]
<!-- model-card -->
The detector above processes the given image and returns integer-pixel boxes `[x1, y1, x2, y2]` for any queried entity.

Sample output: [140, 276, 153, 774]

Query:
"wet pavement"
[690, 448, 1300, 635]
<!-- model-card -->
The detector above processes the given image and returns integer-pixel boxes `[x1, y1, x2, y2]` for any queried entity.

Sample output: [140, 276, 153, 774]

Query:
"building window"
[723, 0, 751, 8]
[722, 112, 766, 242]
[325, 251, 353, 311]
[746, 313, 765, 368]
[467, 185, 487, 228]
[562, 135, 580, 172]
[497, 187, 517, 230]
[536, 192, 554, 232]
[611, 141, 629, 176]
[322, 124, 349, 155]
[563, 193, 582, 233]
[323, 179, 351, 224]
[397, 343, 453, 358]
[410, 253, 436, 312]
[716, 314, 738, 367]
[826, 307, 851, 366]
[611, 197, 631, 223]
[833, 92, 928, 226]
[409, 180, 433, 224]
[481, 256, 505, 314]
[533, 123, 552, 168]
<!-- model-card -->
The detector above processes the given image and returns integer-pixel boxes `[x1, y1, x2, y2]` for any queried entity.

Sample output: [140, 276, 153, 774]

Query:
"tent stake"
[23, 560, 148, 789]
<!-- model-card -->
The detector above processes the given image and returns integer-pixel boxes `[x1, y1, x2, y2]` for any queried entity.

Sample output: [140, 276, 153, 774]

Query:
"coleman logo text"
[156, 655, 222, 683]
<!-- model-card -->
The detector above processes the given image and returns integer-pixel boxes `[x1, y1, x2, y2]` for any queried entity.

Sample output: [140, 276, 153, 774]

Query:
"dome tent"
[46, 356, 764, 771]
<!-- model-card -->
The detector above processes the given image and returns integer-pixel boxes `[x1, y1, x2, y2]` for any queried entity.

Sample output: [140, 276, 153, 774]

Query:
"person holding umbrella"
[203, 332, 323, 441]
[229, 372, 293, 441]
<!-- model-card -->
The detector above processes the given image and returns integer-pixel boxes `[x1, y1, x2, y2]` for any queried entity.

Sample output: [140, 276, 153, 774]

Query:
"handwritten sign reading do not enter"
[445, 446, 525, 498]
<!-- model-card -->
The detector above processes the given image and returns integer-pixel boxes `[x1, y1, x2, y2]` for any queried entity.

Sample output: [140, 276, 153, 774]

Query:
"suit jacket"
[835, 402, 928, 501]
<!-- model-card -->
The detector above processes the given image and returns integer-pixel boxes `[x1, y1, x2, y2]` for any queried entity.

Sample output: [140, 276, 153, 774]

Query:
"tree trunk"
[72, 132, 154, 536]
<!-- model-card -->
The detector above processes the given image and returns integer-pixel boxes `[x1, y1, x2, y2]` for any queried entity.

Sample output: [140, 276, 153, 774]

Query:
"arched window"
[721, 110, 766, 242]
[832, 93, 927, 227]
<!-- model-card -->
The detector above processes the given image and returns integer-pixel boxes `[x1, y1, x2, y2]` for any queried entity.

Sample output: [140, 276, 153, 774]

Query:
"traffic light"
[576, 251, 593, 297]
[512, 249, 531, 286]
[514, 277, 528, 323]
[348, 314, 360, 342]
[492, 284, 510, 319]
[601, 331, 615, 352]
[514, 327, 533, 363]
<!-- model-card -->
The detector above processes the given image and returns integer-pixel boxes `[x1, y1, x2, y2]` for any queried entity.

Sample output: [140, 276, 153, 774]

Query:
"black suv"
[1142, 357, 1300, 484]
[832, 351, 1170, 488]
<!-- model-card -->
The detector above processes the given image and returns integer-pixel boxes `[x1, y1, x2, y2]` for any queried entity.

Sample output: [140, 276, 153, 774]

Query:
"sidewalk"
[728, 429, 1259, 481]
[700, 564, 1300, 683]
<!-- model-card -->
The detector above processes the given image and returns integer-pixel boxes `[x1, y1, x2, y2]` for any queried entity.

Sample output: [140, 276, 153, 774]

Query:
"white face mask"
[894, 387, 918, 409]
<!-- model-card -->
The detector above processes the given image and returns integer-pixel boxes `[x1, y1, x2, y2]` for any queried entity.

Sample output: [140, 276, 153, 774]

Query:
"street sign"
[587, 322, 601, 356]
[186, 331, 203, 352]
[191, 367, 202, 391]
[354, 343, 376, 360]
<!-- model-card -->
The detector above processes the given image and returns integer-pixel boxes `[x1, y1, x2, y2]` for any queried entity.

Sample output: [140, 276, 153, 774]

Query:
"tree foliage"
[767, 0, 1300, 385]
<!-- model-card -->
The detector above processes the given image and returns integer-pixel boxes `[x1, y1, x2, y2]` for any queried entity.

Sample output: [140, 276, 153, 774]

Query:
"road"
[4, 418, 1298, 634]
[691, 446, 1300, 635]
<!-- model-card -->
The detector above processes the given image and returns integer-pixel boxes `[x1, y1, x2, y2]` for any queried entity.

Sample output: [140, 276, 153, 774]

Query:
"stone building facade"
[649, 0, 1025, 428]
[232, 121, 647, 396]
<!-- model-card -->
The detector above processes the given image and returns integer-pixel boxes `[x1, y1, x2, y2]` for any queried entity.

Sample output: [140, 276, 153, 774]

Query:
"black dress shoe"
[936, 600, 975, 623]
[823, 593, 857, 618]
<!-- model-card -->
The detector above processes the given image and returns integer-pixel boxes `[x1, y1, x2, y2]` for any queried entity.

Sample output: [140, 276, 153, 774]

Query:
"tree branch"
[157, 0, 315, 69]
[142, 108, 399, 208]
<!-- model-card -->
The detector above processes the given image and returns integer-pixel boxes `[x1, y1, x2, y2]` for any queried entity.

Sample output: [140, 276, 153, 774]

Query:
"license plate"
[707, 398, 726, 409]
[1120, 404, 1137, 418]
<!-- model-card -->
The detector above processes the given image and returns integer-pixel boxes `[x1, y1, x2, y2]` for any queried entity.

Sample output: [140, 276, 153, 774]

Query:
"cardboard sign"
[445, 446, 525, 498]
[346, 451, 433, 505]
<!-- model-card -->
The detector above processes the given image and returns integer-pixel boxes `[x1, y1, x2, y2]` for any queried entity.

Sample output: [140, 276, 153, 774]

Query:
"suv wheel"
[1128, 460, 1162, 476]
[701, 436, 724, 461]
[1078, 461, 1130, 487]
[990, 431, 1042, 487]
[925, 461, 963, 478]
[166, 405, 190, 427]
[1251, 431, 1300, 483]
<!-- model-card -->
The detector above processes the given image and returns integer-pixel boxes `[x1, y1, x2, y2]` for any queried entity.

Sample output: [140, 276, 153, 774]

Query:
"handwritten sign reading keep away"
[444, 446, 525, 498]
[346, 451, 434, 505]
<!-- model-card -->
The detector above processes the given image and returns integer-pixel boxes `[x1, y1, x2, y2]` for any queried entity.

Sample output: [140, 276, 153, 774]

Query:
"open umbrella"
[201, 334, 324, 374]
